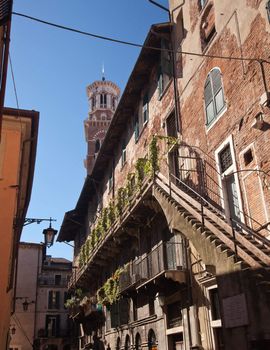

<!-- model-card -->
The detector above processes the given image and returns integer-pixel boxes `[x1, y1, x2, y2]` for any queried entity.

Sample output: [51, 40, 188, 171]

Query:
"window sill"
[158, 78, 173, 101]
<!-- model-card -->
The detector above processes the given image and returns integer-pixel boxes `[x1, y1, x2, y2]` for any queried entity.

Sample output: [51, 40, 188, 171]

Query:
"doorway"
[216, 137, 243, 225]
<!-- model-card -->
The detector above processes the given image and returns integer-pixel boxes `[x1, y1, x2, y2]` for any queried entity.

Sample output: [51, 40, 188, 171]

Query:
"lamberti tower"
[84, 73, 120, 174]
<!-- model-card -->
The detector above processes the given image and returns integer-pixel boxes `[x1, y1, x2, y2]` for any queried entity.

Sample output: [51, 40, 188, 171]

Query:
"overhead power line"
[12, 11, 269, 64]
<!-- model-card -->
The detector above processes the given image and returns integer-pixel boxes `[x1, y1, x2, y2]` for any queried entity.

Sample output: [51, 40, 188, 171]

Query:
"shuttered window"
[143, 94, 149, 124]
[48, 291, 60, 309]
[204, 68, 225, 126]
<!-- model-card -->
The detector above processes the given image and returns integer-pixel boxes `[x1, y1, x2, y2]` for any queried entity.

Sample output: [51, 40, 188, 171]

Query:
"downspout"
[148, 0, 185, 134]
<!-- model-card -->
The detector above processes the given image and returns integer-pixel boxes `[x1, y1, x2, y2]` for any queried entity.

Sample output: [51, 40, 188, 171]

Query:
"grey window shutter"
[211, 69, 222, 95]
[204, 78, 213, 106]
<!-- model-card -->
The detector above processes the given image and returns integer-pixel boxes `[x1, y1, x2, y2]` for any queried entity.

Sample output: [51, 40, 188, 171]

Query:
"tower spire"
[102, 63, 105, 81]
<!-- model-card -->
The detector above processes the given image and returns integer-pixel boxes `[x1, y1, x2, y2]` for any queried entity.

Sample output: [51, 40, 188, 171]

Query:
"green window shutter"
[134, 115, 139, 141]
[48, 291, 53, 309]
[143, 94, 149, 123]
[157, 66, 164, 97]
[161, 38, 172, 77]
[56, 291, 60, 309]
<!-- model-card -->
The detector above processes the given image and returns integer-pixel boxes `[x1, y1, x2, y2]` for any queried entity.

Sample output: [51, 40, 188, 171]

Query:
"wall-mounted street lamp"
[10, 324, 16, 335]
[15, 297, 35, 311]
[42, 218, 58, 248]
[23, 216, 58, 248]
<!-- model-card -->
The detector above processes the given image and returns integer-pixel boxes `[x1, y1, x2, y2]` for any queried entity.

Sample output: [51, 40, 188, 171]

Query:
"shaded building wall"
[0, 110, 39, 350]
[9, 243, 43, 350]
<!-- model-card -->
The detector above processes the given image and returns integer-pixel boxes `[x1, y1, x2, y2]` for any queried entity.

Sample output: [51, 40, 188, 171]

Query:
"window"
[209, 288, 221, 321]
[207, 286, 224, 349]
[148, 329, 157, 350]
[121, 140, 127, 166]
[46, 315, 60, 337]
[204, 69, 225, 127]
[267, 1, 270, 23]
[134, 114, 139, 142]
[199, 0, 208, 10]
[143, 93, 149, 124]
[91, 97, 95, 111]
[135, 333, 142, 350]
[109, 166, 114, 191]
[158, 38, 172, 97]
[116, 337, 121, 350]
[48, 291, 60, 309]
[54, 274, 61, 285]
[112, 96, 116, 110]
[95, 139, 101, 153]
[243, 148, 253, 166]
[149, 296, 155, 316]
[125, 335, 131, 350]
[100, 93, 107, 108]
[64, 291, 69, 308]
[219, 144, 232, 173]
[200, 3, 216, 50]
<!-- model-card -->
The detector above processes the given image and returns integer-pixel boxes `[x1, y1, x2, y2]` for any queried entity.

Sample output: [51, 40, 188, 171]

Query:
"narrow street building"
[0, 108, 39, 349]
[58, 1, 270, 349]
[9, 242, 77, 350]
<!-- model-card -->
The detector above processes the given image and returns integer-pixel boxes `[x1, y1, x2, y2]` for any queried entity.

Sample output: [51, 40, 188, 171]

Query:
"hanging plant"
[135, 158, 148, 187]
[96, 267, 124, 305]
[149, 135, 159, 175]
[116, 187, 127, 215]
[126, 172, 136, 200]
[101, 207, 109, 232]
[108, 200, 116, 224]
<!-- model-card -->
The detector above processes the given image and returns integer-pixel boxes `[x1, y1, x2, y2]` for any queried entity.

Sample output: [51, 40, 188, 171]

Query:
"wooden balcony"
[119, 241, 186, 293]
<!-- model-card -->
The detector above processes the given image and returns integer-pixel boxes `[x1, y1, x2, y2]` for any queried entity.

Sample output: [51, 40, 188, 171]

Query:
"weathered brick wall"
[172, 0, 270, 231]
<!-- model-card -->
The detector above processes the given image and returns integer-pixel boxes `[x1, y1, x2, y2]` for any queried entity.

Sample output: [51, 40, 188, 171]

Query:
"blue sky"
[6, 1, 167, 260]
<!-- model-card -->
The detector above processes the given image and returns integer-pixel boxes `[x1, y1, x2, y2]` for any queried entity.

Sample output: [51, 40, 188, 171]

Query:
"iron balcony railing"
[38, 276, 69, 287]
[119, 241, 187, 292]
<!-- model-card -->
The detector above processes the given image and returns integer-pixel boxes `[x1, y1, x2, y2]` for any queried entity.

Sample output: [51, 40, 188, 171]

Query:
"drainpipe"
[148, 0, 184, 134]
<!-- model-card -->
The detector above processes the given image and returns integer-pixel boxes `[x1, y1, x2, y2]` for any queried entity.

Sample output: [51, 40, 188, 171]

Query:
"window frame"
[267, 0, 270, 23]
[48, 290, 60, 310]
[204, 68, 226, 128]
[121, 139, 127, 167]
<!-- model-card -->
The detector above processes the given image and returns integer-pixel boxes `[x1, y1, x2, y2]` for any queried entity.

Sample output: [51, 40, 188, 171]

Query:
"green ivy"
[149, 135, 159, 175]
[96, 267, 123, 305]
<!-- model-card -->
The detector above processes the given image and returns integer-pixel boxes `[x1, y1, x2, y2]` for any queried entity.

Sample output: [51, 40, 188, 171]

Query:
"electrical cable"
[12, 11, 270, 64]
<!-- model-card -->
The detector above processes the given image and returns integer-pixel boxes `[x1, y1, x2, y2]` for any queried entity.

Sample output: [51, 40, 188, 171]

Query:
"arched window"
[125, 334, 131, 350]
[116, 337, 121, 350]
[100, 93, 107, 108]
[148, 329, 157, 350]
[135, 333, 142, 350]
[204, 68, 225, 127]
[95, 139, 101, 153]
[91, 96, 96, 111]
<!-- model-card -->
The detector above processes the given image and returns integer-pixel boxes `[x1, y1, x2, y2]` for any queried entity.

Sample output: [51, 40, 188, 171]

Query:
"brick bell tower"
[84, 73, 120, 174]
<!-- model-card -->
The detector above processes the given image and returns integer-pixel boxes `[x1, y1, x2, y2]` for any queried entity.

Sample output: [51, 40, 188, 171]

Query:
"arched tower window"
[100, 93, 107, 108]
[91, 96, 96, 111]
[125, 335, 131, 350]
[148, 329, 157, 350]
[135, 333, 142, 350]
[116, 337, 121, 350]
[95, 139, 101, 153]
[204, 68, 225, 127]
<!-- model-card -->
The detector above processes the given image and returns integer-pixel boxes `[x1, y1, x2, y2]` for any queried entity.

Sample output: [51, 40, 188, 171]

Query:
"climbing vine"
[97, 267, 124, 305]
[77, 135, 178, 269]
